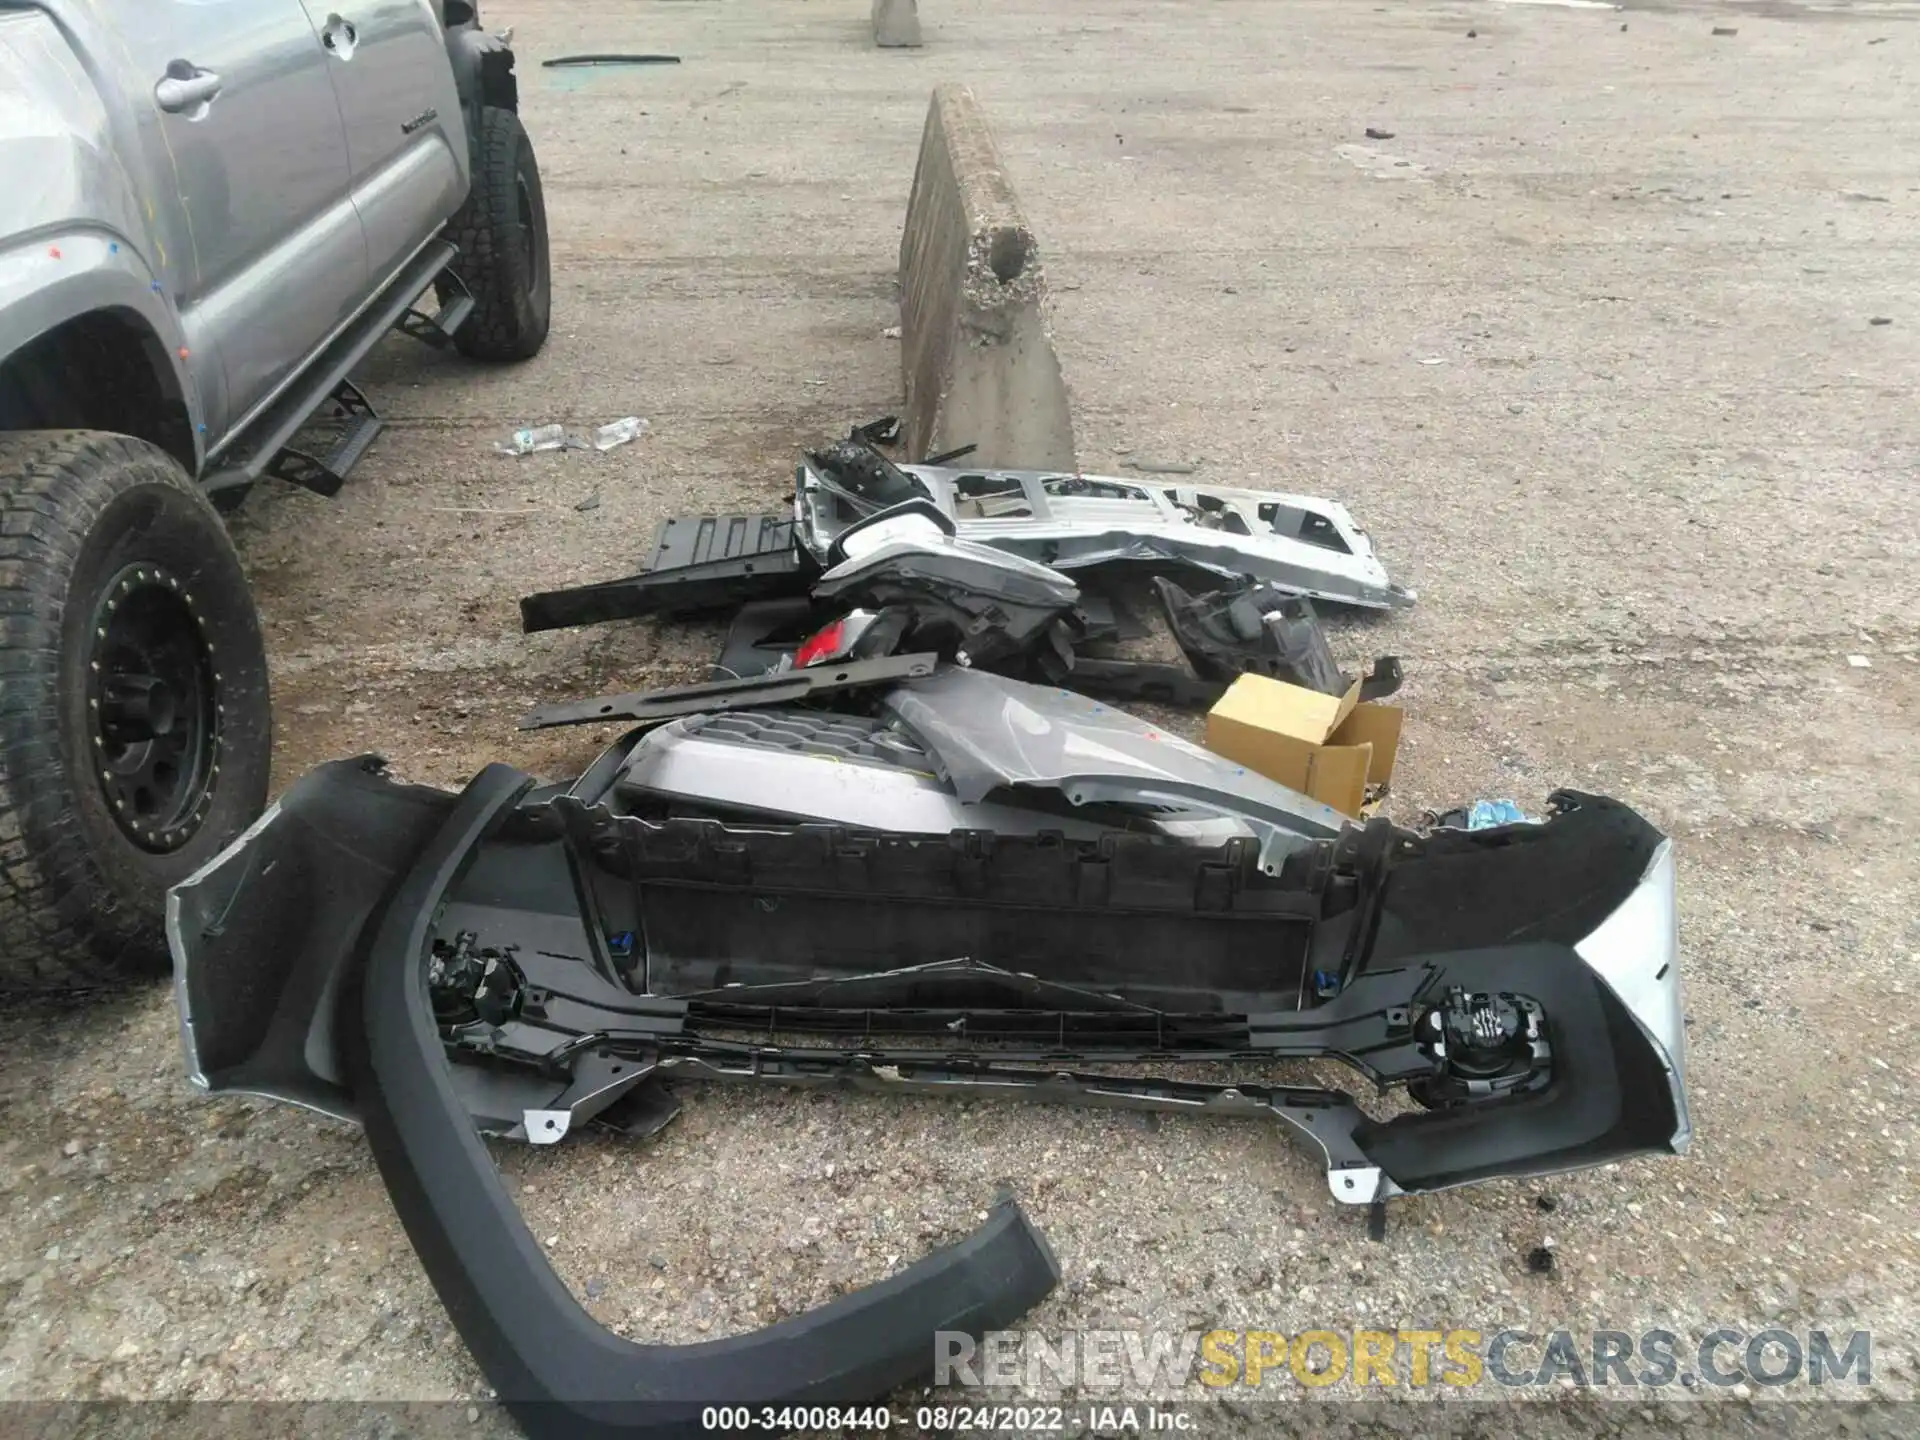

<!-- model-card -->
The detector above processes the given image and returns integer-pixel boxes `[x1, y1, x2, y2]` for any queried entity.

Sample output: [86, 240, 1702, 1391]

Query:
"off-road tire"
[440, 105, 551, 361]
[0, 431, 272, 989]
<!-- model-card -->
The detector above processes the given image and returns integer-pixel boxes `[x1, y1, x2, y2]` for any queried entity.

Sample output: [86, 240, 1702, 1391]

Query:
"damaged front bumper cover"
[174, 747, 1689, 1213]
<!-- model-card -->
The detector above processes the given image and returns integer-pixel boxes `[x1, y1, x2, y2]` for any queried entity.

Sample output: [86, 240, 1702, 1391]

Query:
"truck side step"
[397, 270, 474, 349]
[202, 238, 456, 501]
[258, 380, 385, 498]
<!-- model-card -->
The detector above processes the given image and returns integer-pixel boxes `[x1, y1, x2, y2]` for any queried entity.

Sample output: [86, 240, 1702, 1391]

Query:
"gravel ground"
[3, 0, 1917, 1431]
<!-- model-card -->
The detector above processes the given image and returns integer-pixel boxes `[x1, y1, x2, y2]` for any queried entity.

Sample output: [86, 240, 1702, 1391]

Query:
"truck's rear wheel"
[441, 105, 551, 361]
[0, 431, 272, 989]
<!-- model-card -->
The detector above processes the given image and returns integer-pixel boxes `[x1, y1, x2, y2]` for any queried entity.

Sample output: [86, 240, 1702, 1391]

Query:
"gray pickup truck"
[0, 0, 549, 987]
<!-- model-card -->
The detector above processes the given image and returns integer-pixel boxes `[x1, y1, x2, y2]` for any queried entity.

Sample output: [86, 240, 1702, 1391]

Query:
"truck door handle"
[154, 63, 223, 115]
[321, 14, 358, 56]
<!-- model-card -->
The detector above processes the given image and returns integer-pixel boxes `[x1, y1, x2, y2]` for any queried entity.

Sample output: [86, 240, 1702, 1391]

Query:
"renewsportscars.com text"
[934, 1327, 1872, 1392]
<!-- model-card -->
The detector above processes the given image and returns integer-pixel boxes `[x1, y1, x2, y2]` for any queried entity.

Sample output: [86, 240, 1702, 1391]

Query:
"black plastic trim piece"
[520, 547, 811, 633]
[346, 765, 1061, 1440]
[541, 54, 682, 68]
[518, 652, 939, 731]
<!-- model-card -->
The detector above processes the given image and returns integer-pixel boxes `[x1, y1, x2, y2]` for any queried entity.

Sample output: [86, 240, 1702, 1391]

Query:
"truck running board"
[202, 238, 456, 501]
[255, 379, 384, 498]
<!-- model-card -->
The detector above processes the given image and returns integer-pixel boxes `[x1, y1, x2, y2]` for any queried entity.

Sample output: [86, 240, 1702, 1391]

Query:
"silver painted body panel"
[616, 706, 1263, 851]
[309, 0, 466, 284]
[796, 455, 1413, 610]
[0, 0, 473, 461]
[1574, 837, 1691, 1151]
[882, 668, 1346, 865]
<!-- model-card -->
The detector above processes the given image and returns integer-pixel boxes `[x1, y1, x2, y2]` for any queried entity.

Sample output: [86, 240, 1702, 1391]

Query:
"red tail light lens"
[793, 618, 849, 667]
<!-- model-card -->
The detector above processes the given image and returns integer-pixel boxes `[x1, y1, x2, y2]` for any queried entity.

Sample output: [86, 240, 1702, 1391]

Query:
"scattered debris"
[882, 325, 903, 339]
[1847, 654, 1872, 669]
[514, 430, 1423, 722]
[521, 433, 1415, 634]
[1870, 317, 1893, 326]
[167, 328, 1709, 1423]
[1842, 192, 1890, 203]
[1711, 26, 1737, 37]
[541, 54, 681, 68]
[1535, 1194, 1559, 1213]
[1364, 127, 1395, 141]
[851, 415, 903, 446]
[496, 417, 648, 456]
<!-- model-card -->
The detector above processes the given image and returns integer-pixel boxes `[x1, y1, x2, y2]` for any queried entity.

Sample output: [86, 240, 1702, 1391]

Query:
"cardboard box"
[1205, 673, 1403, 818]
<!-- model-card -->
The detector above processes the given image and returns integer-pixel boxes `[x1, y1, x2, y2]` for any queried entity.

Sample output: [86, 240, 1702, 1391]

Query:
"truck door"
[302, 1, 467, 287]
[136, 0, 370, 434]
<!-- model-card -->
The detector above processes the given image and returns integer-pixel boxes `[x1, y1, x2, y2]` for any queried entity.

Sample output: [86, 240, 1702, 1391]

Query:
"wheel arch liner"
[341, 762, 1060, 1439]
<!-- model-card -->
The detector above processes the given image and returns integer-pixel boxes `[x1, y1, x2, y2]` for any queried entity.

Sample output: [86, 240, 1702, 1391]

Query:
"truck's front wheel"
[0, 431, 272, 989]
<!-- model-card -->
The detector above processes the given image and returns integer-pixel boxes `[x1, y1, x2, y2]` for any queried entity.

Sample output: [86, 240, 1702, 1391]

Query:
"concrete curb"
[898, 84, 1076, 472]
[872, 0, 922, 48]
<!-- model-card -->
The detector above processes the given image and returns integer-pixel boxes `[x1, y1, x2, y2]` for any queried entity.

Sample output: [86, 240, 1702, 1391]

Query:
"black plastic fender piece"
[344, 764, 1061, 1440]
[444, 7, 519, 128]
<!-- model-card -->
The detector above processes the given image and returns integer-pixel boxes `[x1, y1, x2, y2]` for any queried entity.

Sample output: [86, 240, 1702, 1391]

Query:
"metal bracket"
[397, 268, 474, 349]
[260, 378, 383, 497]
[518, 1049, 657, 1145]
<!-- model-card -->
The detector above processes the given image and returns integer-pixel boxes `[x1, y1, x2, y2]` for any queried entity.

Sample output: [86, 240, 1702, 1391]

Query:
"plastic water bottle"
[1467, 799, 1532, 830]
[495, 423, 568, 455]
[591, 416, 650, 452]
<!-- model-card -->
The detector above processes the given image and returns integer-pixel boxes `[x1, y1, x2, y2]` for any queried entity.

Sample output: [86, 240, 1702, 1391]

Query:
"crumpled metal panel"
[898, 465, 1415, 610]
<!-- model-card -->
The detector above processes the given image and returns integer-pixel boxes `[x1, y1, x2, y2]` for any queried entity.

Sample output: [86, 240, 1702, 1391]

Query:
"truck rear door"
[303, 0, 467, 289]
